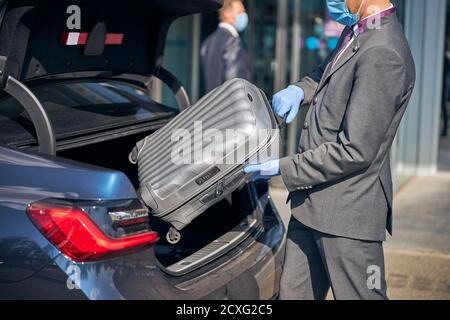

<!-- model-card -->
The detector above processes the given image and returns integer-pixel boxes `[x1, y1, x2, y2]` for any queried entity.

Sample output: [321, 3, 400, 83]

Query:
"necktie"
[332, 29, 354, 67]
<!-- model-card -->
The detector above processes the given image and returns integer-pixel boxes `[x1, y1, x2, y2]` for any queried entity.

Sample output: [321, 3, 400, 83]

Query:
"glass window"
[162, 16, 196, 107]
[0, 80, 175, 147]
[297, 0, 335, 78]
[244, 0, 278, 95]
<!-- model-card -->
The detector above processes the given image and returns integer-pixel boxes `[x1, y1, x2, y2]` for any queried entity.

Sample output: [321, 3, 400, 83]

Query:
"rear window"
[0, 80, 176, 147]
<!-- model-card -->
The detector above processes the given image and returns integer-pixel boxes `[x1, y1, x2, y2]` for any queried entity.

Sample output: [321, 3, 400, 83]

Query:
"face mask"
[234, 12, 249, 32]
[327, 0, 366, 26]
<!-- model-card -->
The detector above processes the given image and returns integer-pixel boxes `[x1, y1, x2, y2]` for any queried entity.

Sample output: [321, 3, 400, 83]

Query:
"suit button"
[313, 97, 318, 105]
[303, 122, 309, 130]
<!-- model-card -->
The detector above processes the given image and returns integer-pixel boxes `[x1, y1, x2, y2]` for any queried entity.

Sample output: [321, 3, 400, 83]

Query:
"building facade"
[158, 0, 448, 190]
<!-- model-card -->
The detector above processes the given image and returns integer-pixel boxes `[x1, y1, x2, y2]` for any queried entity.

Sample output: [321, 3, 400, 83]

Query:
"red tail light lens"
[27, 200, 159, 262]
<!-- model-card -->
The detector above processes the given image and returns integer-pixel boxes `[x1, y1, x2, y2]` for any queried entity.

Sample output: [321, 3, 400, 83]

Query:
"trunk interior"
[58, 130, 258, 272]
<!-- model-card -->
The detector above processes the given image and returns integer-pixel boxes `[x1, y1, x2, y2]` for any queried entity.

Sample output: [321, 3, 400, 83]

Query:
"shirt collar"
[219, 22, 239, 38]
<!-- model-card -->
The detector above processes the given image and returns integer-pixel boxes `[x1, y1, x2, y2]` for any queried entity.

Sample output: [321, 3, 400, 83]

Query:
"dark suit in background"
[201, 24, 250, 93]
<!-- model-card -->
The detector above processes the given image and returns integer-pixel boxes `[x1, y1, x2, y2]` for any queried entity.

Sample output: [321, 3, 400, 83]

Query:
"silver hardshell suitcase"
[130, 79, 280, 243]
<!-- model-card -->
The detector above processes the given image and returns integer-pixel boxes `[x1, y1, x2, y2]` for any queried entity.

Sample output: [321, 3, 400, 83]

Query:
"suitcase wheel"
[166, 227, 181, 245]
[128, 151, 137, 165]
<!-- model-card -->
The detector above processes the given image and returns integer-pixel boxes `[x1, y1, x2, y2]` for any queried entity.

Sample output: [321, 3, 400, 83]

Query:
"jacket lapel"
[313, 13, 399, 96]
[329, 37, 360, 77]
[316, 37, 360, 94]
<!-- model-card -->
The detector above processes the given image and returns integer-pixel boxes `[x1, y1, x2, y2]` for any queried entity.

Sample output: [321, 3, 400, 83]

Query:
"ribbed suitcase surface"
[132, 79, 279, 232]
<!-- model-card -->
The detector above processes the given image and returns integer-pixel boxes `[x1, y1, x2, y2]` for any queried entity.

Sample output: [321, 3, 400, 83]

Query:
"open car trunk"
[58, 132, 262, 276]
[1, 76, 262, 275]
[0, 0, 267, 276]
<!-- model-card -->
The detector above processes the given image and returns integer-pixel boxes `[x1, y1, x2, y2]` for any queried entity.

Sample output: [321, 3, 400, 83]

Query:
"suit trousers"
[279, 217, 388, 300]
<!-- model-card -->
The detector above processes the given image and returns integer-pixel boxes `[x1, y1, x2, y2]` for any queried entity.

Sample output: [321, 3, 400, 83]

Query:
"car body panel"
[0, 0, 287, 300]
[0, 145, 136, 283]
[1, 189, 284, 300]
[0, 143, 286, 299]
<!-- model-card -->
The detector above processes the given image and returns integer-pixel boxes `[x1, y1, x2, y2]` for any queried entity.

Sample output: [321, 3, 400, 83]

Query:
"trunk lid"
[0, 0, 222, 82]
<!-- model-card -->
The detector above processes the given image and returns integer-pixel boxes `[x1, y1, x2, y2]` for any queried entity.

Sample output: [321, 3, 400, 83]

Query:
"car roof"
[0, 0, 222, 82]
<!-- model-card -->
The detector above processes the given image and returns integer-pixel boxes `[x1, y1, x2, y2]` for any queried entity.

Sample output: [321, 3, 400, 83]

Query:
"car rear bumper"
[112, 197, 286, 300]
[179, 198, 286, 300]
[7, 196, 285, 300]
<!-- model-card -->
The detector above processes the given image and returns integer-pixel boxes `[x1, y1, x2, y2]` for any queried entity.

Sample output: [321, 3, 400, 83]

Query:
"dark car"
[0, 0, 285, 299]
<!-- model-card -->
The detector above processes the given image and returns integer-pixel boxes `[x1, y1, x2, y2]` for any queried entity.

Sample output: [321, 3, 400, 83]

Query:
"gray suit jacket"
[280, 14, 415, 241]
[201, 27, 250, 93]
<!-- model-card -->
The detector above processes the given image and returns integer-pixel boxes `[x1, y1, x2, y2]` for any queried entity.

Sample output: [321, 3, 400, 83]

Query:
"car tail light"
[27, 199, 159, 262]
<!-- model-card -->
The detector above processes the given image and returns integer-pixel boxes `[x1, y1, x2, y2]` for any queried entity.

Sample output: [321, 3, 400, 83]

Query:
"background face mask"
[235, 12, 249, 32]
[327, 0, 365, 26]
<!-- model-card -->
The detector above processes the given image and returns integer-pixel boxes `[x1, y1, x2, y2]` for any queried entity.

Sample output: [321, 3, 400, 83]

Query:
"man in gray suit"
[201, 0, 250, 93]
[245, 0, 415, 300]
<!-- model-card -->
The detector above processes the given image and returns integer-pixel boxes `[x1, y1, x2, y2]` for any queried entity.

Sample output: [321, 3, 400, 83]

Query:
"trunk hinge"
[0, 55, 8, 89]
[0, 56, 56, 155]
[153, 66, 191, 110]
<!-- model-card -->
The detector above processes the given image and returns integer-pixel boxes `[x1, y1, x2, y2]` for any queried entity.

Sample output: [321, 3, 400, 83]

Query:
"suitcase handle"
[277, 114, 288, 128]
[263, 95, 288, 129]
[260, 89, 287, 129]
[129, 147, 138, 165]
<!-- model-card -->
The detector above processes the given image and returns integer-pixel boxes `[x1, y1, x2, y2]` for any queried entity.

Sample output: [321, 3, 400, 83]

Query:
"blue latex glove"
[272, 85, 305, 124]
[244, 159, 281, 180]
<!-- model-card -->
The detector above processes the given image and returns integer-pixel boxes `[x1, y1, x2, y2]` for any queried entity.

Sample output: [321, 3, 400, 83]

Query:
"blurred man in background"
[201, 0, 250, 93]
